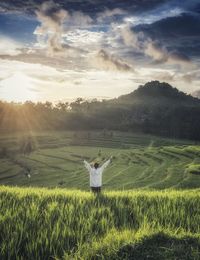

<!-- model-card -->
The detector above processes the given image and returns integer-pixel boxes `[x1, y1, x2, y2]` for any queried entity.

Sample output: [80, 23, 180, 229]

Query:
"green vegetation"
[186, 163, 200, 175]
[1, 130, 200, 259]
[0, 130, 200, 189]
[0, 186, 199, 259]
[1, 81, 200, 140]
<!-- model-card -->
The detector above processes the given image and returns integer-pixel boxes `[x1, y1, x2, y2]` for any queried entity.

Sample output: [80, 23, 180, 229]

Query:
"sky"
[0, 0, 200, 102]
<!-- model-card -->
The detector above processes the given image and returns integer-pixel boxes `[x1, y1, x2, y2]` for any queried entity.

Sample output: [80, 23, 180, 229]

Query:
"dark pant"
[91, 186, 101, 193]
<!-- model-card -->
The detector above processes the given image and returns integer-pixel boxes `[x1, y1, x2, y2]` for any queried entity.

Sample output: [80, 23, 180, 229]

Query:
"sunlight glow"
[0, 72, 38, 102]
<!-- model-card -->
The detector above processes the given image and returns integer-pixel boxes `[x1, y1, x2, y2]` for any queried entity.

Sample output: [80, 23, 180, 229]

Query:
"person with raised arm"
[83, 157, 112, 193]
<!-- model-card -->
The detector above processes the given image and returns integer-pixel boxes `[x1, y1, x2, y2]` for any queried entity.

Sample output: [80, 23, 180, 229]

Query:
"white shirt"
[84, 159, 111, 187]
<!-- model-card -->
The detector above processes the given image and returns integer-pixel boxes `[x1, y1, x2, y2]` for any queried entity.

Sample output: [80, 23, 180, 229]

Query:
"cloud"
[94, 49, 133, 72]
[134, 13, 200, 58]
[182, 73, 195, 83]
[144, 40, 168, 62]
[124, 7, 183, 26]
[120, 25, 141, 50]
[153, 71, 175, 82]
[119, 23, 191, 66]
[181, 70, 200, 83]
[0, 0, 170, 16]
[63, 29, 104, 50]
[0, 48, 89, 71]
[192, 89, 200, 98]
[0, 44, 134, 73]
[97, 8, 126, 22]
[144, 40, 191, 65]
[0, 36, 22, 56]
[69, 11, 93, 27]
[34, 1, 68, 55]
[34, 1, 93, 56]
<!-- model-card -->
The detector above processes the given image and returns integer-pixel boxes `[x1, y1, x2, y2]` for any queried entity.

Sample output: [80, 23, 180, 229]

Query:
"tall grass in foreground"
[0, 186, 200, 259]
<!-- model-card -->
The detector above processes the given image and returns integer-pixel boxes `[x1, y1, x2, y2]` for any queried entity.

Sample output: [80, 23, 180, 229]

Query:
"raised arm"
[100, 158, 111, 171]
[83, 160, 92, 172]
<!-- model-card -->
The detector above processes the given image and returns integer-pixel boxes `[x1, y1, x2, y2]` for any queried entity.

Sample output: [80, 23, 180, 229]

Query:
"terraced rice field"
[0, 132, 200, 259]
[0, 131, 200, 189]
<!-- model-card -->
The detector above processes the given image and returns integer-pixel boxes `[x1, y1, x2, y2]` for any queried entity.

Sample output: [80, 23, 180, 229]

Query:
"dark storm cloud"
[136, 13, 200, 38]
[0, 0, 171, 16]
[118, 23, 192, 65]
[134, 13, 200, 58]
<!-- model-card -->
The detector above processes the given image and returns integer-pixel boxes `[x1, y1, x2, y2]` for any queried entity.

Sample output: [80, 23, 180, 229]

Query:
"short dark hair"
[94, 162, 99, 169]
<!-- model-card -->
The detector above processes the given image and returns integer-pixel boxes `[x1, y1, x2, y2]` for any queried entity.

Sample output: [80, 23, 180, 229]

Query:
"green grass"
[186, 163, 200, 175]
[0, 186, 199, 259]
[0, 131, 200, 189]
[0, 132, 200, 259]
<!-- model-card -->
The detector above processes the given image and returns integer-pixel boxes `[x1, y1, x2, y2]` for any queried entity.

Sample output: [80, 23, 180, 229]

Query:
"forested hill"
[118, 81, 199, 105]
[1, 81, 200, 140]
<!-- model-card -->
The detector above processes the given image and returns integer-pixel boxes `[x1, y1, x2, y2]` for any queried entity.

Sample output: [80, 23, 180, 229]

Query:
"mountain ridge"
[116, 81, 200, 105]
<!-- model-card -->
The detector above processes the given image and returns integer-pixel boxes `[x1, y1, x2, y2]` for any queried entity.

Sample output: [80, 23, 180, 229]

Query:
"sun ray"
[0, 72, 38, 102]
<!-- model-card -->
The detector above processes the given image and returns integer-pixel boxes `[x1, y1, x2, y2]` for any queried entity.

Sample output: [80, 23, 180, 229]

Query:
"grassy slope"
[0, 186, 199, 259]
[0, 131, 200, 189]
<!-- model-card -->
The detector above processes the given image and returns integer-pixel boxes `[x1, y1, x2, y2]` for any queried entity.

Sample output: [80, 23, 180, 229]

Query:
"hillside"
[0, 131, 200, 189]
[0, 186, 199, 259]
[1, 81, 200, 140]
[100, 81, 200, 139]
[118, 81, 199, 104]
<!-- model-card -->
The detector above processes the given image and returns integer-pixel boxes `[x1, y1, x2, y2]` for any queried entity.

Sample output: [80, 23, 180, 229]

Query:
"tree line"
[1, 81, 200, 140]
